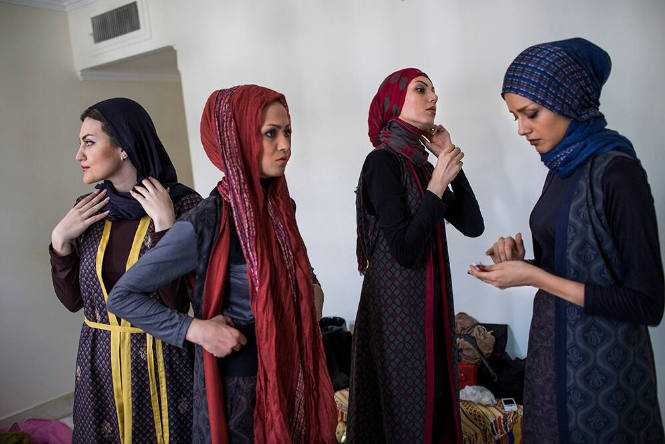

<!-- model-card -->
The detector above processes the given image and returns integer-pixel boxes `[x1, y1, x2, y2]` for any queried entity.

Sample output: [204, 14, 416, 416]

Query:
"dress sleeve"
[362, 149, 447, 268]
[584, 157, 665, 325]
[49, 244, 83, 312]
[443, 169, 484, 237]
[151, 192, 203, 310]
[107, 220, 199, 347]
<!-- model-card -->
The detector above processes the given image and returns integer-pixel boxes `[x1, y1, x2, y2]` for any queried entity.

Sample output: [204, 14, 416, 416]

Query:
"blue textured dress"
[525, 151, 664, 443]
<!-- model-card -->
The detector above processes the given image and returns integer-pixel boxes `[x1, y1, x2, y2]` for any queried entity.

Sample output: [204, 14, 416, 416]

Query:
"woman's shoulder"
[363, 147, 401, 174]
[178, 190, 222, 226]
[173, 190, 203, 217]
[592, 151, 647, 189]
[365, 146, 399, 162]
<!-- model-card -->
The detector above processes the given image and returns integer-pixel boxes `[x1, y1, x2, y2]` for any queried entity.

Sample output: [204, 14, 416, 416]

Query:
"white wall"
[0, 3, 194, 417]
[162, 0, 665, 418]
[167, 0, 665, 350]
[5, 0, 665, 421]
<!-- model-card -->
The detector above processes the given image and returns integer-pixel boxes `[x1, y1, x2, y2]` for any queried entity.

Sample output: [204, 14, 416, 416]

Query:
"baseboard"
[0, 392, 74, 428]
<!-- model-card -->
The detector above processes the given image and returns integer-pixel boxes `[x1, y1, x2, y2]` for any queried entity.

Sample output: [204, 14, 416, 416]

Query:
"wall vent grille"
[91, 2, 140, 44]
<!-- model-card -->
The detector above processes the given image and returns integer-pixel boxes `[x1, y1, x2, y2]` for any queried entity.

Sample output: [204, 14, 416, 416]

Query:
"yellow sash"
[88, 216, 170, 444]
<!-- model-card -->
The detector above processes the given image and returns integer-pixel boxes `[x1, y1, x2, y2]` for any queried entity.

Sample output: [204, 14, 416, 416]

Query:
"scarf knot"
[542, 117, 636, 178]
[379, 119, 429, 165]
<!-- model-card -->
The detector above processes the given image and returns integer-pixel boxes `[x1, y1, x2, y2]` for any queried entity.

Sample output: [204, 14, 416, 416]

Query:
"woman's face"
[76, 117, 127, 184]
[259, 101, 292, 178]
[398, 76, 438, 130]
[504, 93, 571, 154]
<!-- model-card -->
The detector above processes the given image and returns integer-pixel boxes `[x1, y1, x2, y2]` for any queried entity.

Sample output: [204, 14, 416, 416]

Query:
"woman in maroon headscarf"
[349, 68, 484, 443]
[108, 85, 336, 443]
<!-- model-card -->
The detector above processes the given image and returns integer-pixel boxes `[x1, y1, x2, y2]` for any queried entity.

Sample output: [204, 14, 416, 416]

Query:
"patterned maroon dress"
[350, 144, 483, 443]
[51, 193, 200, 443]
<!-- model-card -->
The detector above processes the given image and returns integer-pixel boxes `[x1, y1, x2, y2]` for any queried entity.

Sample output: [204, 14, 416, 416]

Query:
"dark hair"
[80, 107, 121, 147]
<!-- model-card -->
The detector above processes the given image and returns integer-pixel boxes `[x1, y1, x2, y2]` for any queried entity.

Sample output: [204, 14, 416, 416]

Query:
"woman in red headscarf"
[108, 85, 336, 443]
[349, 68, 484, 443]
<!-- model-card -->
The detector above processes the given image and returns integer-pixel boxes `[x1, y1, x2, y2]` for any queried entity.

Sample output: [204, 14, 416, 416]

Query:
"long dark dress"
[349, 147, 484, 443]
[50, 192, 200, 443]
[524, 151, 664, 443]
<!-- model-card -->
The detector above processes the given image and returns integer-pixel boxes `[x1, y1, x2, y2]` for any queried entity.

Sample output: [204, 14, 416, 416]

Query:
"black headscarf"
[89, 98, 195, 220]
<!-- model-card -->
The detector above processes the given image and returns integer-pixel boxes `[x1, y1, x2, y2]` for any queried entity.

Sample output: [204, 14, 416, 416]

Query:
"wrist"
[51, 232, 73, 256]
[185, 318, 203, 345]
[152, 216, 175, 232]
[527, 265, 545, 288]
[426, 183, 445, 199]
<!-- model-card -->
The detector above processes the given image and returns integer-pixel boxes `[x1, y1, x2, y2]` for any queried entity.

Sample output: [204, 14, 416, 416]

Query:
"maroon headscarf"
[199, 85, 336, 444]
[367, 68, 431, 165]
[368, 68, 430, 146]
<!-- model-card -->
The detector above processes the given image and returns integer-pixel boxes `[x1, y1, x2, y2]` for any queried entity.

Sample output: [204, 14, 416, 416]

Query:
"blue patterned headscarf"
[502, 38, 636, 177]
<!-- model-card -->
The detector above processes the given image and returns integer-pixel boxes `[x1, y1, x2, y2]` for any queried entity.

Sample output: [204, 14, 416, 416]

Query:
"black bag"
[477, 323, 526, 404]
[319, 316, 353, 391]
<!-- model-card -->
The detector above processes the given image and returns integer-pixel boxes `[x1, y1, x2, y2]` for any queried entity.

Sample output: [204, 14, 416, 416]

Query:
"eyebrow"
[513, 103, 540, 114]
[415, 80, 431, 88]
[262, 123, 290, 129]
[80, 133, 93, 139]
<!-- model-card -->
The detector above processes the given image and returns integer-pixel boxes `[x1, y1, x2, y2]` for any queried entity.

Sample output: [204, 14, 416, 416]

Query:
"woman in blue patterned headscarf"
[470, 38, 664, 443]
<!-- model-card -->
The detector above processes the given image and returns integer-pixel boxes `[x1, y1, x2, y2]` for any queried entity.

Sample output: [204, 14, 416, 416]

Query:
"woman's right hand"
[185, 315, 247, 358]
[485, 232, 525, 264]
[426, 145, 464, 198]
[51, 190, 110, 256]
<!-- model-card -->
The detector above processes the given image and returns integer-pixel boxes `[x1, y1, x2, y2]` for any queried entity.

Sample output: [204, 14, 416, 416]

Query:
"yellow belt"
[84, 318, 144, 333]
[94, 216, 170, 444]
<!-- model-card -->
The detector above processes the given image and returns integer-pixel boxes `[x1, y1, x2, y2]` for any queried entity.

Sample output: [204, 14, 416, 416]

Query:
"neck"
[397, 118, 429, 133]
[395, 118, 427, 136]
[108, 163, 138, 192]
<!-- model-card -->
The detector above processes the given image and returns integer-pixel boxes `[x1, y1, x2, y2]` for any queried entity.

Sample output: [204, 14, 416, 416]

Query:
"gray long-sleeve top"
[108, 202, 321, 347]
[107, 220, 199, 347]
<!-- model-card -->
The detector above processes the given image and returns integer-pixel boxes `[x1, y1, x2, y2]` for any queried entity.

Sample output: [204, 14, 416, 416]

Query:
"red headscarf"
[368, 67, 430, 147]
[200, 85, 336, 444]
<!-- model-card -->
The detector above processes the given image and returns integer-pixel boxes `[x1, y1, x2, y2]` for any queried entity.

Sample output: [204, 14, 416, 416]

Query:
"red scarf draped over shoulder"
[199, 85, 336, 443]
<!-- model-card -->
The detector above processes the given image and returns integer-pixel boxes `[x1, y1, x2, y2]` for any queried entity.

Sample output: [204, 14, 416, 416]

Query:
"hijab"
[502, 37, 636, 177]
[89, 98, 194, 220]
[199, 85, 336, 444]
[368, 67, 431, 165]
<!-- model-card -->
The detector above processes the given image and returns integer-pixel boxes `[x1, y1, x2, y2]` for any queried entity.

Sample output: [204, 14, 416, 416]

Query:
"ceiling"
[1, 0, 96, 12]
[79, 46, 181, 82]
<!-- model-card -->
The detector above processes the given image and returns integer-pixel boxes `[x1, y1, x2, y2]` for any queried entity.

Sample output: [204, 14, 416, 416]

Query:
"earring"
[121, 153, 127, 161]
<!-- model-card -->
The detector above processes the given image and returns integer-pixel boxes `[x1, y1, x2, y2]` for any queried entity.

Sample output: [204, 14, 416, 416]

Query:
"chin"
[417, 119, 435, 131]
[535, 145, 555, 155]
[260, 169, 286, 179]
[82, 175, 96, 185]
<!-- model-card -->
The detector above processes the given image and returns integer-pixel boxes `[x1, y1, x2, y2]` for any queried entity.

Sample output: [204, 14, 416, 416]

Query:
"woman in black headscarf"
[49, 98, 201, 443]
[470, 38, 664, 443]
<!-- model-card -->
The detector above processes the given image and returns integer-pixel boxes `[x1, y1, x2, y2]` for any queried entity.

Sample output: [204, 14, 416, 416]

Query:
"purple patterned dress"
[350, 144, 483, 444]
[51, 193, 200, 443]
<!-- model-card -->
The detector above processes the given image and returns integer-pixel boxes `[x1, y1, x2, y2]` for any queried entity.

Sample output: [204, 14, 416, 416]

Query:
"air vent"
[91, 2, 140, 44]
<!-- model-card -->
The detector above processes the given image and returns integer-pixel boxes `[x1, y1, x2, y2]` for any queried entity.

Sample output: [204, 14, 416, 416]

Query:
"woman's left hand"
[130, 177, 175, 231]
[422, 124, 453, 157]
[468, 260, 539, 290]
